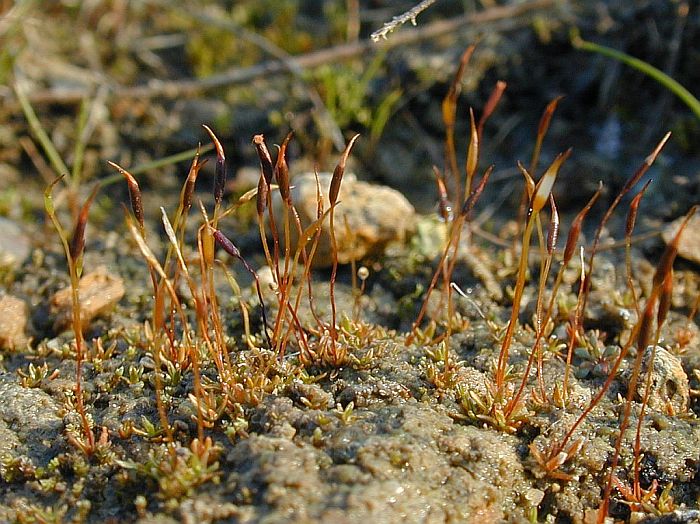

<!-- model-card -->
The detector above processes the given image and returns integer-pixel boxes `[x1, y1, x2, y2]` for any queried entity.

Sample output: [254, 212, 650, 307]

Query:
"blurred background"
[0, 0, 697, 222]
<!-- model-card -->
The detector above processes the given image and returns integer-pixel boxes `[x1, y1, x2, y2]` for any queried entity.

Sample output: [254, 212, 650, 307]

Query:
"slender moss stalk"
[624, 180, 652, 317]
[495, 150, 571, 388]
[505, 179, 601, 417]
[44, 178, 99, 455]
[442, 45, 476, 206]
[328, 135, 360, 362]
[597, 206, 696, 521]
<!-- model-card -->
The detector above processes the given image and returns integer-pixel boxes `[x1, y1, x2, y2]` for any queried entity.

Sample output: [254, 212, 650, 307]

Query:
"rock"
[662, 213, 700, 265]
[273, 173, 415, 267]
[50, 265, 125, 332]
[0, 217, 30, 270]
[0, 295, 30, 350]
[633, 346, 689, 414]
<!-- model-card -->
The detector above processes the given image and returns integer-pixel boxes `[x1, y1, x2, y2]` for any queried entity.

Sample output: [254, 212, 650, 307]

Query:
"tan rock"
[0, 295, 30, 350]
[662, 213, 700, 265]
[273, 173, 415, 267]
[50, 265, 125, 331]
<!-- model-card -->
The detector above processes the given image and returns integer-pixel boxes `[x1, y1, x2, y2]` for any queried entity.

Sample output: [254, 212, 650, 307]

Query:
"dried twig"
[370, 0, 439, 42]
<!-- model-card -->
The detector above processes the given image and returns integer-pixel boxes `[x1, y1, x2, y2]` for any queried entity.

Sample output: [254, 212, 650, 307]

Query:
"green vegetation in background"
[309, 52, 403, 147]
[571, 29, 700, 120]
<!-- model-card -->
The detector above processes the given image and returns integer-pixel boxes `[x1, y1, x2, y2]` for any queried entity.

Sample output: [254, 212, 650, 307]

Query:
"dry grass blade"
[14, 80, 70, 179]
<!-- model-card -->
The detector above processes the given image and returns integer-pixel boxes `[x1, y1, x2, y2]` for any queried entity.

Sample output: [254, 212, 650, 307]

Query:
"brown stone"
[50, 265, 125, 331]
[0, 295, 30, 350]
[272, 173, 415, 268]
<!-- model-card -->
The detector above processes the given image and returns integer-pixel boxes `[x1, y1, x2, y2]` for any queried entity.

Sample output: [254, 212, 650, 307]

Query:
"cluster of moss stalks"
[7, 44, 699, 522]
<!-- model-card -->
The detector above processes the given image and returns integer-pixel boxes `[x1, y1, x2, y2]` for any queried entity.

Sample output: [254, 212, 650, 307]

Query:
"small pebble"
[273, 172, 415, 267]
[50, 265, 125, 331]
[522, 487, 545, 507]
[0, 294, 30, 350]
